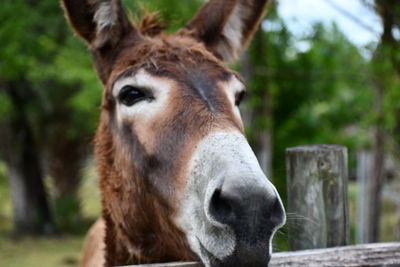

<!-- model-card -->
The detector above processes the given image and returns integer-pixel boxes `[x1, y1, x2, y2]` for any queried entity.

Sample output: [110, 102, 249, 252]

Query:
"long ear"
[181, 0, 270, 62]
[61, 0, 142, 83]
[61, 0, 135, 49]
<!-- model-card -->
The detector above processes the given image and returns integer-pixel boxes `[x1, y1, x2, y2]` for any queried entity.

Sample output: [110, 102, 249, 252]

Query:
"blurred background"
[0, 0, 399, 266]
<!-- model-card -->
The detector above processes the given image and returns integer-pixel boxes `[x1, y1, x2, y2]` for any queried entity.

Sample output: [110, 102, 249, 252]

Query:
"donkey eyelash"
[118, 85, 154, 106]
[235, 90, 247, 106]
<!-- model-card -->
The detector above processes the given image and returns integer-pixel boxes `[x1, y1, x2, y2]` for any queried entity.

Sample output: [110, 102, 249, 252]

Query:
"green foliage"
[244, 6, 375, 207]
[371, 44, 400, 137]
[0, 92, 12, 119]
[53, 194, 83, 234]
[0, 0, 65, 80]
[0, 0, 101, 136]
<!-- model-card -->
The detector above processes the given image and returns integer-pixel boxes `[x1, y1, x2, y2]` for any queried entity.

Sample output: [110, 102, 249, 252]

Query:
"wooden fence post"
[286, 145, 349, 251]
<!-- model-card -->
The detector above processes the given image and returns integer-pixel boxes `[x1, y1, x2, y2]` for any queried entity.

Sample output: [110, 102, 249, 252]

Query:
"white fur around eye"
[112, 69, 171, 125]
[221, 76, 245, 120]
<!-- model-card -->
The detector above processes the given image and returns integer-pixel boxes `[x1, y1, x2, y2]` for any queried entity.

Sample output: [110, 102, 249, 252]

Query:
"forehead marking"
[188, 71, 217, 113]
[186, 71, 232, 114]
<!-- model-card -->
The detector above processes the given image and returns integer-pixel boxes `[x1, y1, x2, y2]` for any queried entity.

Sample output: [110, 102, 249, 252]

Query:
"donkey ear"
[181, 0, 270, 62]
[61, 0, 136, 49]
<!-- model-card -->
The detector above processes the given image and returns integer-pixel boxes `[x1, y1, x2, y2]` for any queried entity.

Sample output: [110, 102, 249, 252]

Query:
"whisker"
[285, 212, 320, 226]
[275, 229, 286, 237]
[272, 246, 284, 253]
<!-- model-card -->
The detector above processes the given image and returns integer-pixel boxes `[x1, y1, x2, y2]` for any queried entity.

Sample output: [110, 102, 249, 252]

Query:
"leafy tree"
[0, 0, 100, 233]
[361, 0, 400, 242]
[244, 5, 372, 201]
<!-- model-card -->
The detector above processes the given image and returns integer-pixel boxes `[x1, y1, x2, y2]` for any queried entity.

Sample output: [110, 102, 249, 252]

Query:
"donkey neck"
[95, 120, 195, 265]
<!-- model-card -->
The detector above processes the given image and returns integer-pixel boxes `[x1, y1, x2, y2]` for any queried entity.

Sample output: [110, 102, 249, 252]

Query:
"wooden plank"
[269, 242, 400, 267]
[286, 145, 349, 250]
[118, 262, 201, 267]
[118, 242, 400, 267]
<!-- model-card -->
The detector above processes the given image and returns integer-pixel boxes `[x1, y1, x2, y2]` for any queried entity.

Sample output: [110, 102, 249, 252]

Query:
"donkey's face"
[62, 0, 285, 266]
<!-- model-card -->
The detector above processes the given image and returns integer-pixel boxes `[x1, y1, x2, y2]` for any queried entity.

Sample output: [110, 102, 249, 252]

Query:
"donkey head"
[62, 0, 285, 266]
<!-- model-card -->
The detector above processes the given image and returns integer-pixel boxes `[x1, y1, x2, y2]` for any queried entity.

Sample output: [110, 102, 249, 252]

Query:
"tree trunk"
[47, 135, 86, 230]
[368, 0, 400, 242]
[252, 92, 273, 177]
[44, 102, 89, 230]
[0, 83, 53, 234]
[368, 85, 385, 242]
[49, 139, 84, 198]
[241, 29, 274, 178]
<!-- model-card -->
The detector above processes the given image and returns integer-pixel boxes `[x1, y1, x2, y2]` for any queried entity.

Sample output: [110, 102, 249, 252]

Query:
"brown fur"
[61, 0, 269, 266]
[95, 109, 197, 265]
[95, 37, 242, 266]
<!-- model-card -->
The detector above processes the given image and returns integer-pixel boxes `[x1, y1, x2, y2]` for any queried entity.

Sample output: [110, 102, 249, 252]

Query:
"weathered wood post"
[286, 145, 349, 251]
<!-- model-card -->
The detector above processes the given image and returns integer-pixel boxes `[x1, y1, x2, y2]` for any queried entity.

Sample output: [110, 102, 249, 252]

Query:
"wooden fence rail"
[118, 242, 400, 267]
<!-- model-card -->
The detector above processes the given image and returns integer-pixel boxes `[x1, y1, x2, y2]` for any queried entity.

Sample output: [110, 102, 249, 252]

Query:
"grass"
[0, 235, 84, 267]
[381, 182, 400, 242]
[0, 162, 12, 234]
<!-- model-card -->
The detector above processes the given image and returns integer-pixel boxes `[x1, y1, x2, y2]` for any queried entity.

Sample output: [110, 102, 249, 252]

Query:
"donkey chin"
[176, 132, 286, 267]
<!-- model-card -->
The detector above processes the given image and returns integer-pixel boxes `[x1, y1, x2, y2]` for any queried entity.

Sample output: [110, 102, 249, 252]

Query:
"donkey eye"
[118, 86, 149, 106]
[235, 91, 247, 106]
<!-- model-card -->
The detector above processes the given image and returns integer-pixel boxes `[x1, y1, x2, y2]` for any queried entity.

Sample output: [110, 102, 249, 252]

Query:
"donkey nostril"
[206, 180, 285, 232]
[270, 196, 285, 226]
[209, 189, 234, 224]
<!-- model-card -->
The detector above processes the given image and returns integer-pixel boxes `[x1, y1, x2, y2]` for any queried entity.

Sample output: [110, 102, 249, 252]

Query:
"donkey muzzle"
[204, 173, 285, 267]
[177, 132, 285, 267]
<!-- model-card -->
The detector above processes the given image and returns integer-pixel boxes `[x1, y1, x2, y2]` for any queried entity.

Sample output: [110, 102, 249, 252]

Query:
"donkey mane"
[133, 10, 167, 37]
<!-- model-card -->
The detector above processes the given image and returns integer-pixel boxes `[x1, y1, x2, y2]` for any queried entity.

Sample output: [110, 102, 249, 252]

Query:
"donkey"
[61, 0, 285, 266]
